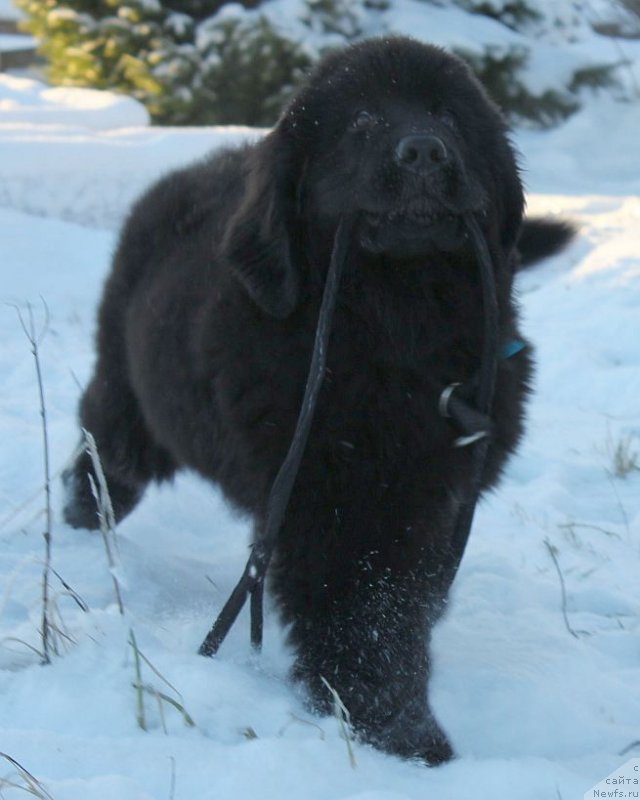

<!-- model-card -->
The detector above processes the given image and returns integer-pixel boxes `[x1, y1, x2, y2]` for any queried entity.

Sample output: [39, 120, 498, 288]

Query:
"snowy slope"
[1, 29, 640, 800]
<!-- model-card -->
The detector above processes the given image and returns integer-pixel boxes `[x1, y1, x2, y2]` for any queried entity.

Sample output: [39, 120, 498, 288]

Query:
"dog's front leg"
[269, 495, 454, 765]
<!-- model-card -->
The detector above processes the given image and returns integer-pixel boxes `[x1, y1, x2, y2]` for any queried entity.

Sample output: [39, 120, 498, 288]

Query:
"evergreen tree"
[193, 14, 312, 126]
[17, 0, 202, 121]
[450, 0, 619, 127]
[17, 0, 625, 127]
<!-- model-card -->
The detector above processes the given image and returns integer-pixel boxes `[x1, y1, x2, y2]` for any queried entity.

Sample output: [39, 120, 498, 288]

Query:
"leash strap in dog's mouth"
[199, 211, 499, 656]
[438, 213, 500, 589]
[199, 215, 354, 658]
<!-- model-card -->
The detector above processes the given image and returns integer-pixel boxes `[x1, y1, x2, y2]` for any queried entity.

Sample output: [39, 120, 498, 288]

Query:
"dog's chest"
[318, 311, 472, 461]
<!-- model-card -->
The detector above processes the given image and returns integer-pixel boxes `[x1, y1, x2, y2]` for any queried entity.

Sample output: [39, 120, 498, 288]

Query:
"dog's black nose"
[395, 134, 448, 173]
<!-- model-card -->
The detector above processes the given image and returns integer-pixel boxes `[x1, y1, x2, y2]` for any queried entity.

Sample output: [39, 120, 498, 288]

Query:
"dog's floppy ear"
[222, 132, 300, 319]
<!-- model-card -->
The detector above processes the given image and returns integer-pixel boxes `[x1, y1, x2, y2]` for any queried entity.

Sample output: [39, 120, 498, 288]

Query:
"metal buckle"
[454, 431, 489, 448]
[438, 382, 461, 418]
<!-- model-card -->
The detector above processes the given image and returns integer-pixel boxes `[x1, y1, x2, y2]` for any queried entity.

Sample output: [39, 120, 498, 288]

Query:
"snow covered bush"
[17, 0, 629, 127]
[192, 14, 312, 126]
[450, 0, 621, 127]
[16, 0, 201, 122]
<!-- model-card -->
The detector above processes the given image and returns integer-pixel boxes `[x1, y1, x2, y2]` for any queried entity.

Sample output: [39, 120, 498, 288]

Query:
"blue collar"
[500, 339, 526, 360]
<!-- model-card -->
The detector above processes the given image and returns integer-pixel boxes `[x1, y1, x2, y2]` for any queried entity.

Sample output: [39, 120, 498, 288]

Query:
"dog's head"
[223, 36, 524, 317]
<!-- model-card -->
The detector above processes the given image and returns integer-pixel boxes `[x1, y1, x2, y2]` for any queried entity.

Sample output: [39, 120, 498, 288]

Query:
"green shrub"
[193, 15, 312, 126]
[16, 0, 625, 127]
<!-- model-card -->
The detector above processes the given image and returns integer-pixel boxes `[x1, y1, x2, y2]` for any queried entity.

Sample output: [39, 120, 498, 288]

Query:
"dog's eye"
[352, 110, 376, 131]
[440, 110, 457, 129]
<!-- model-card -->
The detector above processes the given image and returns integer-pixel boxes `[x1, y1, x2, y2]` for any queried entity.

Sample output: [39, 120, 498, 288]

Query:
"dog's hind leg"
[62, 372, 175, 530]
[63, 282, 176, 531]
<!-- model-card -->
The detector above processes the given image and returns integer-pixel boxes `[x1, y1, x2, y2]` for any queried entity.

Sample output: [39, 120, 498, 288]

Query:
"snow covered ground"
[0, 34, 34, 51]
[1, 38, 639, 800]
[0, 0, 22, 20]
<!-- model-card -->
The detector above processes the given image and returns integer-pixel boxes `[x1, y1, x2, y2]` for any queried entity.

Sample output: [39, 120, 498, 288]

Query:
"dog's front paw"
[422, 732, 454, 765]
[291, 658, 453, 766]
[370, 710, 454, 766]
[403, 725, 454, 766]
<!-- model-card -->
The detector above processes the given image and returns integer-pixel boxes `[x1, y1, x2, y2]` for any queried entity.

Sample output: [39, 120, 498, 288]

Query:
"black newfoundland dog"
[64, 37, 572, 764]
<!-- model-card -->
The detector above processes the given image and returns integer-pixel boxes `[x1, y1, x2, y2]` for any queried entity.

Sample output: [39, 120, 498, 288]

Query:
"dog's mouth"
[364, 207, 455, 227]
[359, 205, 465, 256]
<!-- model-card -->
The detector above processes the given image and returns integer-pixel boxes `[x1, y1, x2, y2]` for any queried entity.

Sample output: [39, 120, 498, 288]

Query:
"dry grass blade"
[611, 433, 640, 479]
[12, 302, 53, 666]
[50, 568, 89, 613]
[128, 629, 147, 731]
[278, 713, 326, 740]
[133, 683, 196, 728]
[0, 752, 55, 799]
[619, 739, 640, 756]
[137, 649, 191, 717]
[559, 521, 622, 541]
[168, 757, 176, 800]
[46, 597, 76, 654]
[83, 429, 125, 615]
[544, 539, 589, 639]
[320, 676, 357, 768]
[128, 630, 196, 731]
[82, 429, 116, 531]
[1, 637, 46, 661]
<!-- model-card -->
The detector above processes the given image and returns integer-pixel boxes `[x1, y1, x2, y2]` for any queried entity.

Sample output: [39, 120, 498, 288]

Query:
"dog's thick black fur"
[63, 37, 572, 764]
